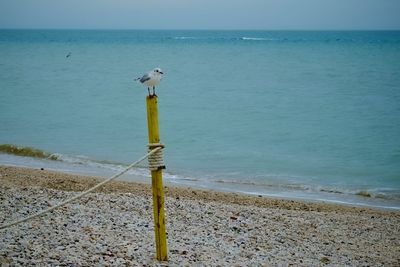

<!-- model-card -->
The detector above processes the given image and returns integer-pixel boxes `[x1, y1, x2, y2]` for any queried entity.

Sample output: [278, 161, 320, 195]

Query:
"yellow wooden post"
[146, 95, 168, 261]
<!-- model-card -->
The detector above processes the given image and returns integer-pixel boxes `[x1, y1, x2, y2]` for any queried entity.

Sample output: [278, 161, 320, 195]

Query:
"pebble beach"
[1, 166, 399, 266]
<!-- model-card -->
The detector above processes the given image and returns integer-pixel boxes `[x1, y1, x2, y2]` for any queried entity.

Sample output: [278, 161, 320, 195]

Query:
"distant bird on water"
[135, 68, 164, 96]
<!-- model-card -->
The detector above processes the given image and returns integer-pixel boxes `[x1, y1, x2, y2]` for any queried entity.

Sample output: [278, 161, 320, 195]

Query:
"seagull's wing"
[139, 73, 151, 83]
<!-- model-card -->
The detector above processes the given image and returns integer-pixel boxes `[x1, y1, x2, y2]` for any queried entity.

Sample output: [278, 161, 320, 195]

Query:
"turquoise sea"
[1, 30, 399, 209]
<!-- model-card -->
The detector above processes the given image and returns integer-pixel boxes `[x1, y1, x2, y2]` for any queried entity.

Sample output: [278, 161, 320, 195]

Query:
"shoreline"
[1, 153, 399, 211]
[1, 165, 400, 266]
[1, 165, 397, 214]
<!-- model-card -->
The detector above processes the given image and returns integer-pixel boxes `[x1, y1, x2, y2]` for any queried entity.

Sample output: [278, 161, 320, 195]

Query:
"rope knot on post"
[147, 143, 166, 171]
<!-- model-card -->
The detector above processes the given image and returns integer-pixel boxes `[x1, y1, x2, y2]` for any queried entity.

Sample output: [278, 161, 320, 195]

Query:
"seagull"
[135, 68, 164, 96]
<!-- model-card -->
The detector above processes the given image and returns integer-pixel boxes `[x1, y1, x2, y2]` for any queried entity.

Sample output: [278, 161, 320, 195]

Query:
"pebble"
[1, 167, 400, 266]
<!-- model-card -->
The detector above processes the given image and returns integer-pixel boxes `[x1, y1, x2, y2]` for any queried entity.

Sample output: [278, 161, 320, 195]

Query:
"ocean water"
[1, 30, 400, 209]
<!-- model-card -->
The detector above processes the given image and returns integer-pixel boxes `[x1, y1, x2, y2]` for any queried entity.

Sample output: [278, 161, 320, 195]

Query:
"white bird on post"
[135, 68, 164, 96]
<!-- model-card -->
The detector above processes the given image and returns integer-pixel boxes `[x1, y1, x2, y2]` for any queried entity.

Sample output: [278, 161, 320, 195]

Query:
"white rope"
[147, 143, 165, 171]
[0, 147, 162, 230]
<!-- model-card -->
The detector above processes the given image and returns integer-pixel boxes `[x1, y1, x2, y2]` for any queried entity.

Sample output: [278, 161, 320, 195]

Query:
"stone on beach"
[1, 166, 399, 266]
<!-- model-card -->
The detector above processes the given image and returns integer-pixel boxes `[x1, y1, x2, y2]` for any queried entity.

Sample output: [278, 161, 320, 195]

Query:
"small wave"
[53, 153, 149, 174]
[172, 36, 281, 42]
[0, 144, 147, 169]
[0, 144, 58, 160]
[214, 179, 256, 185]
[240, 37, 278, 41]
[189, 176, 400, 202]
[320, 188, 343, 194]
[320, 187, 400, 201]
[356, 191, 372, 198]
[173, 36, 198, 40]
[211, 178, 310, 191]
[0, 146, 152, 181]
[172, 177, 199, 182]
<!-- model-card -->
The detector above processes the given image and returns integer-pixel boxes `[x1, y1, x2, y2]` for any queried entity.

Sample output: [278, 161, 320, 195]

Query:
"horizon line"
[1, 27, 400, 31]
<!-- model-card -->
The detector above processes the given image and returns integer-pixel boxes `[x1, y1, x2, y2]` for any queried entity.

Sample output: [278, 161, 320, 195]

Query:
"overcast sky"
[0, 0, 399, 30]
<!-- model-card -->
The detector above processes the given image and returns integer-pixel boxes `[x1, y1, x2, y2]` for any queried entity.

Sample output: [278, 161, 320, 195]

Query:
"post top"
[147, 94, 158, 99]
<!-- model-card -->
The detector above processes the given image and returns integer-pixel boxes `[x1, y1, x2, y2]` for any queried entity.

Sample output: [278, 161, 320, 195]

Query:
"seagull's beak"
[160, 71, 164, 75]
